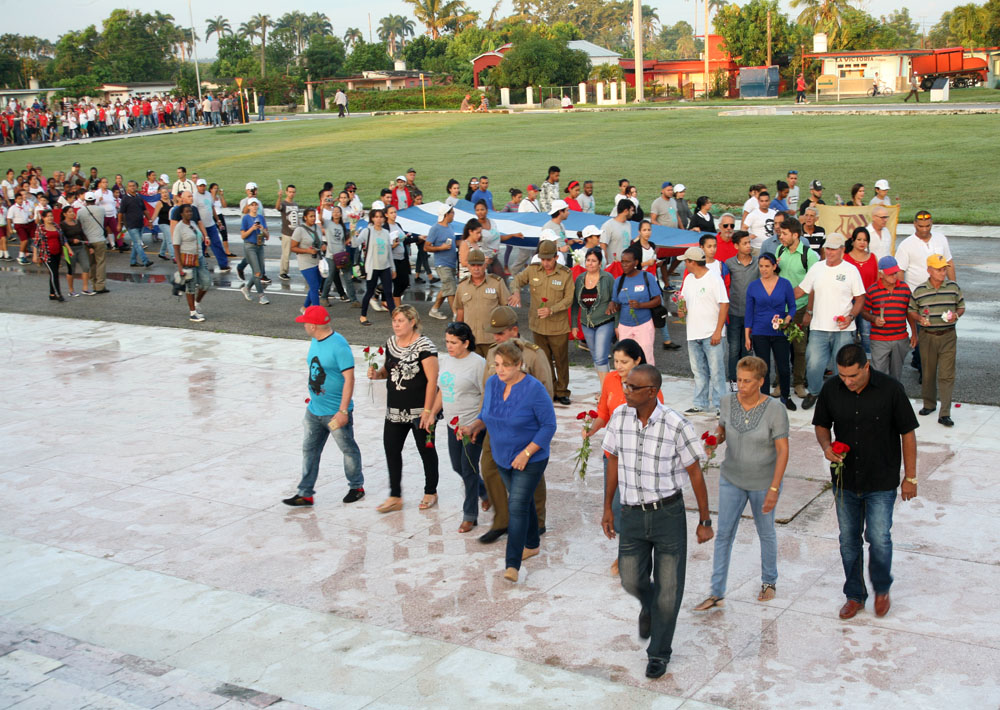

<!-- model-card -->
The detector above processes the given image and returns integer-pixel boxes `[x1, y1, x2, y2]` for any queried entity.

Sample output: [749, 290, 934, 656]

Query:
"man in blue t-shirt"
[426, 204, 458, 319]
[469, 175, 494, 210]
[283, 306, 365, 506]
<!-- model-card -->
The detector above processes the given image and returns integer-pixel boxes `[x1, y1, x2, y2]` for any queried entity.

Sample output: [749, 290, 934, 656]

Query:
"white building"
[567, 40, 621, 67]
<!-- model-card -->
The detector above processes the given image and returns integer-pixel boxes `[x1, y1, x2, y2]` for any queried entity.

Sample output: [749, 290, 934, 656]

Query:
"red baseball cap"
[295, 306, 330, 325]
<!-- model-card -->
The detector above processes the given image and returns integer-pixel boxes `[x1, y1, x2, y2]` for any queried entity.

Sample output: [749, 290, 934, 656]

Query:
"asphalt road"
[1, 234, 996, 407]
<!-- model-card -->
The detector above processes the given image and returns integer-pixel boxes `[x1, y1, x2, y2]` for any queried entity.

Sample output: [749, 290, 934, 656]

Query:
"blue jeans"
[298, 409, 364, 497]
[447, 425, 487, 523]
[159, 229, 174, 258]
[857, 318, 871, 354]
[806, 329, 855, 395]
[497, 459, 547, 570]
[244, 244, 265, 295]
[302, 266, 322, 308]
[726, 315, 749, 382]
[618, 494, 686, 661]
[835, 488, 895, 602]
[710, 477, 779, 598]
[687, 337, 726, 411]
[581, 321, 615, 372]
[126, 227, 149, 265]
[205, 225, 228, 269]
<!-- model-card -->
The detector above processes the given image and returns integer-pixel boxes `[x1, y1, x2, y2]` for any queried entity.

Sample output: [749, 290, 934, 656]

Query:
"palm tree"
[511, 0, 533, 22]
[398, 15, 416, 48]
[403, 0, 471, 39]
[305, 12, 333, 39]
[344, 27, 363, 49]
[642, 4, 660, 43]
[790, 0, 857, 48]
[949, 3, 988, 47]
[378, 16, 400, 57]
[246, 13, 271, 76]
[276, 11, 309, 57]
[205, 16, 232, 42]
[708, 0, 728, 15]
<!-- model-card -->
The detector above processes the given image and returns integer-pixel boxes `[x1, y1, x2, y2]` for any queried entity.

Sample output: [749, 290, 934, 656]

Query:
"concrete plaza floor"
[0, 313, 998, 709]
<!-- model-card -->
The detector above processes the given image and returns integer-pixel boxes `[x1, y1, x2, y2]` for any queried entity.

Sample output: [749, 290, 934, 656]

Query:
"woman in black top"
[367, 305, 441, 513]
[154, 187, 174, 260]
[689, 196, 716, 233]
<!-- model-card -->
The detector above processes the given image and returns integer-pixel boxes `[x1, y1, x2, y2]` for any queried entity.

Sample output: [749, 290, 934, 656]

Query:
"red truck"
[911, 48, 989, 90]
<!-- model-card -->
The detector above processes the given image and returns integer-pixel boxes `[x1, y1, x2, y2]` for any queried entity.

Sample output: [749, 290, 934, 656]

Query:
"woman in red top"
[581, 338, 663, 575]
[564, 181, 583, 211]
[32, 209, 67, 301]
[844, 226, 877, 353]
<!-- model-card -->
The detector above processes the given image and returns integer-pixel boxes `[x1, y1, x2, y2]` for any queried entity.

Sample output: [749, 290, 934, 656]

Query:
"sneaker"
[343, 488, 365, 504]
[189, 312, 206, 322]
[415, 277, 426, 284]
[338, 295, 350, 302]
[237, 263, 246, 280]
[68, 291, 80, 298]
[216, 267, 231, 274]
[794, 384, 808, 398]
[279, 273, 290, 281]
[430, 277, 440, 284]
[350, 302, 361, 308]
[259, 295, 270, 305]
[370, 300, 386, 312]
[319, 297, 330, 306]
[684, 407, 703, 414]
[260, 276, 272, 285]
[81, 290, 96, 296]
[801, 393, 818, 410]
[282, 495, 314, 507]
[428, 307, 447, 320]
[240, 285, 251, 301]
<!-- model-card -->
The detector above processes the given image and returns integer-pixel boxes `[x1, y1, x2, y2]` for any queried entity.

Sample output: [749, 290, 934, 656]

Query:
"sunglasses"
[720, 223, 735, 228]
[916, 212, 931, 219]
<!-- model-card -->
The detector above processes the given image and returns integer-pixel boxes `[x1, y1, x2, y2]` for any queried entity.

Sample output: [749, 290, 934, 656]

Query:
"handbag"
[332, 251, 350, 268]
[179, 252, 199, 268]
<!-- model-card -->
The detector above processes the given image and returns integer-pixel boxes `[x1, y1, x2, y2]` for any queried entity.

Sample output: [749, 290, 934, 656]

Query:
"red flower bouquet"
[573, 410, 599, 479]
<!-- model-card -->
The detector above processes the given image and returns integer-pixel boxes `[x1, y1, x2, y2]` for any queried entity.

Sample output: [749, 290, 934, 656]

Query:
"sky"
[10, 0, 958, 61]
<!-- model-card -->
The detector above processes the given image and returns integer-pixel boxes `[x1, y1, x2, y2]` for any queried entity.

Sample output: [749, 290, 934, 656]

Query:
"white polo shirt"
[865, 223, 891, 260]
[894, 232, 952, 292]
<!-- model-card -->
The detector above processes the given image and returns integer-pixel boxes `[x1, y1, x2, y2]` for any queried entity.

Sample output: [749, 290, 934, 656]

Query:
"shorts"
[183, 260, 212, 293]
[103, 216, 118, 235]
[13, 223, 34, 242]
[69, 245, 90, 274]
[437, 266, 457, 297]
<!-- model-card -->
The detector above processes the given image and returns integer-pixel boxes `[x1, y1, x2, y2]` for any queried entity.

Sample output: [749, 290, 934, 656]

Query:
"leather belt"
[922, 328, 955, 336]
[623, 490, 682, 511]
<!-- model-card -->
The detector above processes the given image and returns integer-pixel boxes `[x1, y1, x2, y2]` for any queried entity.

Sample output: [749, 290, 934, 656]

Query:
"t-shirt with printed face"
[743, 208, 778, 249]
[280, 200, 299, 237]
[306, 331, 355, 417]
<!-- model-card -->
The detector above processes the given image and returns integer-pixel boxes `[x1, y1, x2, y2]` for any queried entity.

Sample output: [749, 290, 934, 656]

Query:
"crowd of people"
[1, 92, 245, 145]
[4, 156, 964, 678]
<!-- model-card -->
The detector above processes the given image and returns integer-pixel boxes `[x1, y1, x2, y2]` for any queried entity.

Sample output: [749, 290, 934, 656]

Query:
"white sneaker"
[259, 295, 270, 305]
[428, 308, 447, 320]
[189, 312, 205, 322]
[370, 300, 386, 312]
[240, 285, 251, 301]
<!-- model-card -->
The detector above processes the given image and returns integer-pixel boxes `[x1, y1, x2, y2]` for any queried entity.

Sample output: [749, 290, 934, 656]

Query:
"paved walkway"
[0, 314, 997, 708]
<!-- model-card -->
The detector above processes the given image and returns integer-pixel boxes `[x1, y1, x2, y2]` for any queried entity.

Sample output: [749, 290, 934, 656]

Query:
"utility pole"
[633, 0, 644, 102]
[188, 0, 202, 102]
[368, 13, 373, 42]
[766, 10, 772, 66]
[704, 0, 710, 98]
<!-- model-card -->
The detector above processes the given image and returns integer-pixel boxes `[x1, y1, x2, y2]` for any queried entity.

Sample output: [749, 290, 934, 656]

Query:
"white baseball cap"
[581, 225, 602, 239]
[674, 183, 687, 193]
[371, 200, 386, 210]
[395, 175, 407, 182]
[436, 204, 454, 220]
[538, 228, 559, 241]
[875, 179, 890, 191]
[245, 182, 258, 191]
[84, 191, 96, 202]
[549, 199, 569, 214]
[159, 174, 169, 182]
[195, 178, 208, 186]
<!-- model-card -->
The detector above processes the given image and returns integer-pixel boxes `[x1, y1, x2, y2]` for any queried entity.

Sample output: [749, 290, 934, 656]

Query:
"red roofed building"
[620, 35, 739, 98]
[472, 43, 513, 88]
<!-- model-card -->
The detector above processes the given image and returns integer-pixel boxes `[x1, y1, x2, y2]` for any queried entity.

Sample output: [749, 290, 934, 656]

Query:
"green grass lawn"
[9, 110, 1000, 224]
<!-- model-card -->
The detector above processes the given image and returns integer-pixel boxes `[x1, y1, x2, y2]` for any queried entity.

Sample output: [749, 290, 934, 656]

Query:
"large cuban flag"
[362, 199, 702, 252]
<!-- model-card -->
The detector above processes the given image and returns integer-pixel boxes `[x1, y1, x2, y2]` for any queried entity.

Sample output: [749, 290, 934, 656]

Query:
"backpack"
[777, 242, 810, 271]
[615, 271, 667, 329]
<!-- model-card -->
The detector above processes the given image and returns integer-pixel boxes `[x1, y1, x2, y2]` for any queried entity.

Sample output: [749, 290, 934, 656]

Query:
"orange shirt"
[595, 371, 664, 429]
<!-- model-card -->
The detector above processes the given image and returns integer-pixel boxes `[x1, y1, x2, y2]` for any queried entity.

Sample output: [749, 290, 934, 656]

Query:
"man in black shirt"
[798, 180, 826, 216]
[120, 181, 152, 268]
[812, 344, 918, 621]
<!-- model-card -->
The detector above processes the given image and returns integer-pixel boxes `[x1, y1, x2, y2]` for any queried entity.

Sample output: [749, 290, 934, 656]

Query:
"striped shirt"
[865, 280, 911, 341]
[908, 280, 965, 332]
[602, 401, 700, 506]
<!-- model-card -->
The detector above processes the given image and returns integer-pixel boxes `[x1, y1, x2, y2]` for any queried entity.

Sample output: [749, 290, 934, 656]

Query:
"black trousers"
[392, 258, 410, 297]
[384, 418, 439, 498]
[44, 254, 62, 297]
[752, 335, 791, 399]
[361, 267, 394, 317]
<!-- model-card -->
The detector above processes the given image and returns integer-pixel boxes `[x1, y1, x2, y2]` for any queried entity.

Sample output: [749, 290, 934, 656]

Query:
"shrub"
[324, 86, 473, 112]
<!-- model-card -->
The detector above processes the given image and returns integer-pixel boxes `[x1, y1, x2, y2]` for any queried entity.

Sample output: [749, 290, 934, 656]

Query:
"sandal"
[360, 318, 372, 327]
[481, 498, 491, 512]
[376, 497, 402, 514]
[418, 494, 438, 510]
[458, 520, 477, 533]
[693, 595, 725, 611]
[758, 583, 776, 602]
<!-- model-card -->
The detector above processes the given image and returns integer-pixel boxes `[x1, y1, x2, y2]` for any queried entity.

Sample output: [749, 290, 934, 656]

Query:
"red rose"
[701, 431, 709, 441]
[425, 442, 433, 448]
[542, 297, 548, 303]
[831, 441, 850, 455]
[304, 398, 310, 404]
[576, 412, 587, 420]
[588, 410, 598, 419]
[363, 346, 370, 353]
[450, 416, 459, 427]
[705, 435, 718, 447]
[378, 347, 384, 355]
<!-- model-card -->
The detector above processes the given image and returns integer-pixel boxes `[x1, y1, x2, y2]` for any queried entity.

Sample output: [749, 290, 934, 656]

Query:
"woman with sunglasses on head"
[465, 177, 479, 202]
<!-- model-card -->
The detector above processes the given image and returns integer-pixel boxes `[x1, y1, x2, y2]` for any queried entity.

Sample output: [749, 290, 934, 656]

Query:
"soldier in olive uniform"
[455, 249, 511, 359]
[509, 239, 575, 405]
[477, 305, 553, 544]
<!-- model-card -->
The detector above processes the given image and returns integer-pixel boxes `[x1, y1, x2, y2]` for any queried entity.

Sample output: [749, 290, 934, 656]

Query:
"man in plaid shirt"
[602, 364, 713, 679]
[538, 165, 560, 214]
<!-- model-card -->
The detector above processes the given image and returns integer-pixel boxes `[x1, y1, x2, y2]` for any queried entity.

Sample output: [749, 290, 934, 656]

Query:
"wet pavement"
[0, 312, 998, 709]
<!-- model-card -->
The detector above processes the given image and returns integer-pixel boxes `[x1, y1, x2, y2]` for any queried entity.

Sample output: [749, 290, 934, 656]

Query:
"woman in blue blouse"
[743, 253, 797, 411]
[461, 341, 557, 583]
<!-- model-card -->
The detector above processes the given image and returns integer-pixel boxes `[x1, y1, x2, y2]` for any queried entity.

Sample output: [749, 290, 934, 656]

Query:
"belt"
[623, 490, 682, 511]
[922, 328, 955, 336]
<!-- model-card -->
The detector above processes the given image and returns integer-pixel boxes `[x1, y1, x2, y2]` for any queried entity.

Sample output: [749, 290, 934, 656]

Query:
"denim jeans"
[806, 329, 855, 395]
[244, 244, 265, 295]
[581, 321, 615, 372]
[126, 227, 149, 265]
[687, 337, 726, 411]
[297, 409, 364, 497]
[159, 229, 174, 259]
[618, 494, 686, 661]
[726, 315, 750, 382]
[302, 266, 322, 308]
[835, 488, 896, 602]
[497, 459, 547, 570]
[205, 224, 229, 269]
[857, 318, 871, 354]
[710, 477, 778, 598]
[447, 425, 487, 523]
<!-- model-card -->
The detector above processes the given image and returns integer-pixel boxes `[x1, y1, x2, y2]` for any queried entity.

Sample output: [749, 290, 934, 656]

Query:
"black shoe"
[430, 277, 441, 284]
[918, 407, 936, 416]
[638, 608, 651, 639]
[661, 341, 681, 351]
[538, 526, 546, 536]
[237, 264, 245, 280]
[917, 373, 922, 384]
[343, 488, 365, 503]
[158, 254, 170, 260]
[645, 657, 668, 679]
[95, 288, 110, 294]
[415, 277, 426, 284]
[260, 276, 272, 285]
[938, 416, 954, 427]
[782, 397, 797, 412]
[554, 396, 571, 406]
[279, 273, 290, 281]
[282, 495, 314, 507]
[801, 394, 817, 410]
[478, 527, 507, 544]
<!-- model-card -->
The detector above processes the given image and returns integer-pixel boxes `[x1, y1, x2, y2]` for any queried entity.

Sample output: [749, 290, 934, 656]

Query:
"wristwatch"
[904, 477, 918, 485]
[699, 519, 712, 528]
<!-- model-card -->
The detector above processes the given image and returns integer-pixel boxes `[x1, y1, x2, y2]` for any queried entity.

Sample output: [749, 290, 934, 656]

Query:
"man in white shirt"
[650, 182, 677, 228]
[787, 170, 800, 213]
[743, 191, 777, 250]
[869, 179, 891, 206]
[679, 246, 729, 413]
[172, 166, 195, 196]
[577, 181, 595, 213]
[865, 207, 892, 260]
[741, 184, 764, 225]
[517, 184, 540, 213]
[794, 233, 866, 409]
